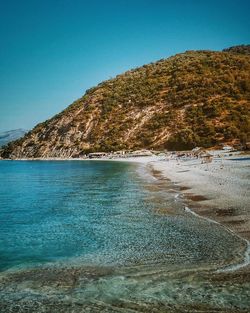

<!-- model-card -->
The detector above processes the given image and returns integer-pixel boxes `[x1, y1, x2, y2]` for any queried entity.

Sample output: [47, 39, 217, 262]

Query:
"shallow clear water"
[0, 160, 249, 312]
[0, 160, 241, 272]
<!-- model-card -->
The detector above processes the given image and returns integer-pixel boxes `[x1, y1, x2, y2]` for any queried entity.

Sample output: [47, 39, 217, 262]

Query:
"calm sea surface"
[0, 160, 249, 312]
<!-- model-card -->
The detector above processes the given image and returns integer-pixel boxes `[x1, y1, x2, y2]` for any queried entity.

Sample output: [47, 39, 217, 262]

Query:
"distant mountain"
[0, 129, 27, 147]
[223, 44, 250, 55]
[1, 45, 250, 158]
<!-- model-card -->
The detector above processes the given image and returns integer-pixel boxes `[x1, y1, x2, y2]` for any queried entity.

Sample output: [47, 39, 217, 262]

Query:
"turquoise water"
[0, 160, 240, 271]
[0, 160, 249, 312]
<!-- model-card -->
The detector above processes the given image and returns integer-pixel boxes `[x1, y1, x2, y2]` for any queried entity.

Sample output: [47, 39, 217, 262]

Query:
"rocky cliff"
[1, 46, 250, 158]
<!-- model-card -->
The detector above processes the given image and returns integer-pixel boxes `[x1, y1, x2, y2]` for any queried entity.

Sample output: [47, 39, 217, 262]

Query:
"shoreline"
[146, 153, 250, 273]
[1, 154, 249, 272]
[148, 155, 250, 238]
[1, 154, 250, 312]
[0, 156, 161, 164]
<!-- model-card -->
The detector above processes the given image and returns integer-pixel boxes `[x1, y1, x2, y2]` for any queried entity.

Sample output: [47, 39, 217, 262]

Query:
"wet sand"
[147, 158, 250, 272]
[149, 154, 250, 241]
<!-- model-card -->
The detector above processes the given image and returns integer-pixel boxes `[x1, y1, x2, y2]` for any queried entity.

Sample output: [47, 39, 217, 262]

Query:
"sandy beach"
[87, 151, 250, 272]
[147, 153, 250, 239]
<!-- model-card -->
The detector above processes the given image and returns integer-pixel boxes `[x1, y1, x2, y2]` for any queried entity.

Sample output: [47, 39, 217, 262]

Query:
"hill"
[1, 46, 250, 158]
[223, 44, 250, 55]
[0, 129, 27, 147]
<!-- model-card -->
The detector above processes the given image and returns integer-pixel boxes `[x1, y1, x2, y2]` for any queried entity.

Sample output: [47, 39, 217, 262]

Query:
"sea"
[0, 160, 249, 312]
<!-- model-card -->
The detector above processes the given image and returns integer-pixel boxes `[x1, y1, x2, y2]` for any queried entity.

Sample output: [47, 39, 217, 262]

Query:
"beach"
[49, 152, 250, 273]
[148, 153, 250, 240]
[0, 155, 250, 312]
[111, 152, 250, 273]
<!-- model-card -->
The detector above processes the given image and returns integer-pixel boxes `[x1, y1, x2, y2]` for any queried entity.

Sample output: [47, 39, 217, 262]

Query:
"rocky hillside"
[1, 46, 250, 158]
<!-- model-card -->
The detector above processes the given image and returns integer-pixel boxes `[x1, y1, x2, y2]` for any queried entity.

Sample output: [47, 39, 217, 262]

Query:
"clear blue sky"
[0, 0, 249, 132]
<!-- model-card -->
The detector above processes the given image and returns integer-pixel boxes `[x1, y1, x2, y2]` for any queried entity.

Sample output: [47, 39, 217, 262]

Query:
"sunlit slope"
[2, 45, 250, 158]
